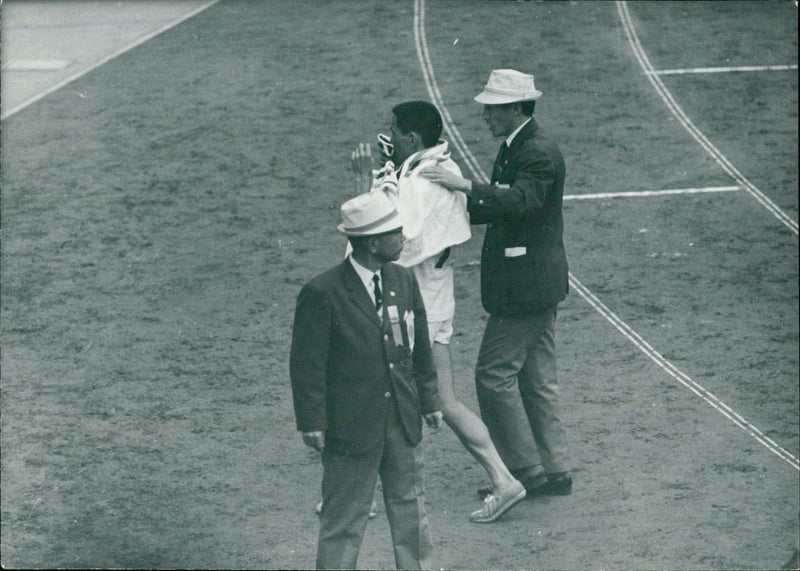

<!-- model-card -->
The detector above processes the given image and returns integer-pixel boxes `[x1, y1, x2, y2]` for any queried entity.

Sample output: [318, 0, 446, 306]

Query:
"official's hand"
[302, 430, 325, 453]
[418, 166, 472, 195]
[424, 411, 444, 431]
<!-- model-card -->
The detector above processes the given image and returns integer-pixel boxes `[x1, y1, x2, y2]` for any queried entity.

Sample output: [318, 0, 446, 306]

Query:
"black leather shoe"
[519, 472, 548, 493]
[527, 473, 572, 496]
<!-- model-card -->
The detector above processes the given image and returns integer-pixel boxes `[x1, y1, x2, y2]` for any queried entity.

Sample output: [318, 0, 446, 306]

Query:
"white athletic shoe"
[469, 482, 526, 523]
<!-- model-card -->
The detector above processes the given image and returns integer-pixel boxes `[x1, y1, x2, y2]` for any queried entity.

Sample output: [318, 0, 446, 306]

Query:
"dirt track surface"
[0, 1, 215, 119]
[1, 1, 798, 569]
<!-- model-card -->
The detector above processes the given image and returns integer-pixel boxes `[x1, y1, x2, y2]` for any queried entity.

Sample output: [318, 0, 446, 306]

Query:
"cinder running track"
[1, 1, 219, 119]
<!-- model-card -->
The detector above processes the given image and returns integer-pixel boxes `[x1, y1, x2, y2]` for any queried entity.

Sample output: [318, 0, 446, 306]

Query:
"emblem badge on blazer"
[404, 310, 415, 353]
[387, 305, 415, 353]
[387, 305, 404, 348]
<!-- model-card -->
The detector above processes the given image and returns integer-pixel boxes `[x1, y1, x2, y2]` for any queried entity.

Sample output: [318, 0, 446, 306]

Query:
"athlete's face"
[389, 113, 416, 164]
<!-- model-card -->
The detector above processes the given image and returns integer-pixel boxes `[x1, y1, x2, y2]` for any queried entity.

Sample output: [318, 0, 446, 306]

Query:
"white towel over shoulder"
[379, 140, 471, 268]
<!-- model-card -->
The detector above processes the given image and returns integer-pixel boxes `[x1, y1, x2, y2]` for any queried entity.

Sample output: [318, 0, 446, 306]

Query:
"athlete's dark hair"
[392, 100, 443, 148]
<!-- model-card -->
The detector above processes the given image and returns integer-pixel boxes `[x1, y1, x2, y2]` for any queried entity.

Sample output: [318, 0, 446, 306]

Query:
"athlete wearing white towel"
[350, 100, 527, 523]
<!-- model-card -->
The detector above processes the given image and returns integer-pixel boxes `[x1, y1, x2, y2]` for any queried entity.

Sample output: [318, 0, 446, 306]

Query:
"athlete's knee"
[440, 399, 464, 421]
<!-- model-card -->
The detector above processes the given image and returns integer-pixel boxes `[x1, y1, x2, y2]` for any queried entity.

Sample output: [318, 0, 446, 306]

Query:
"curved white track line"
[565, 185, 739, 200]
[569, 278, 799, 471]
[413, 0, 799, 470]
[617, 1, 798, 235]
[652, 64, 799, 75]
[1, 0, 221, 120]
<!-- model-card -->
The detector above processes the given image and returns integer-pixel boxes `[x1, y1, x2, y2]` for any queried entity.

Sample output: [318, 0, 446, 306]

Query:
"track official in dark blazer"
[290, 190, 443, 570]
[421, 69, 572, 498]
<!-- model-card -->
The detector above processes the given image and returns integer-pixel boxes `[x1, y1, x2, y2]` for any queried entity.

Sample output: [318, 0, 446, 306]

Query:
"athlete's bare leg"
[431, 341, 520, 494]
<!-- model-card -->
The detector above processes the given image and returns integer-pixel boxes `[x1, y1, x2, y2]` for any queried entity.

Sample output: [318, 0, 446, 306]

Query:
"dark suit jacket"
[469, 118, 569, 315]
[289, 259, 440, 455]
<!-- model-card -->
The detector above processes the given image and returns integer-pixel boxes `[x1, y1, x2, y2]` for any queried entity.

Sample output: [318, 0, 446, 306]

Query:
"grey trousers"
[316, 414, 434, 570]
[475, 307, 570, 475]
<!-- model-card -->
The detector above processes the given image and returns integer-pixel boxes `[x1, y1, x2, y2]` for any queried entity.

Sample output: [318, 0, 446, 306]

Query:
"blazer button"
[384, 334, 389, 341]
[388, 363, 394, 370]
[384, 392, 391, 398]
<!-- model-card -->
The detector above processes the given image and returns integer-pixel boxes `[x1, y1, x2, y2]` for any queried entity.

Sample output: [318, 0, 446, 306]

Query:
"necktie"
[372, 274, 383, 312]
[491, 141, 508, 183]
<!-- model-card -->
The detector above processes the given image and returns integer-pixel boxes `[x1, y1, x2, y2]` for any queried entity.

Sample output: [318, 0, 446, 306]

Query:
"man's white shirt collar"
[349, 255, 381, 304]
[505, 117, 532, 147]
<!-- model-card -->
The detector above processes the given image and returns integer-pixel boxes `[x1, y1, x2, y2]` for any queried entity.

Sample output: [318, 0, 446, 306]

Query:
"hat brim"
[337, 220, 404, 237]
[474, 90, 542, 105]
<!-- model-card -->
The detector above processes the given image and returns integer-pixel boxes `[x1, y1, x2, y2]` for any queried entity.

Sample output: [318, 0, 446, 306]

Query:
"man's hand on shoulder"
[419, 166, 472, 196]
[424, 411, 444, 431]
[302, 430, 325, 452]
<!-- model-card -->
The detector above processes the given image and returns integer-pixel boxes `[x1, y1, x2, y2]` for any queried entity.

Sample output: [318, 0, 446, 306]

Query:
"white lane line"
[2, 59, 73, 71]
[569, 278, 800, 471]
[1, 0, 220, 120]
[413, 13, 484, 181]
[413, 0, 799, 471]
[650, 64, 798, 75]
[2, 18, 196, 31]
[617, 1, 798, 235]
[565, 186, 739, 201]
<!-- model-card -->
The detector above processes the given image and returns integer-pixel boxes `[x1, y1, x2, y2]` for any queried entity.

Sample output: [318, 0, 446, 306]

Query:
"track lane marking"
[565, 185, 739, 200]
[617, 1, 798, 235]
[413, 0, 799, 471]
[1, 18, 203, 31]
[650, 64, 798, 75]
[1, 0, 221, 120]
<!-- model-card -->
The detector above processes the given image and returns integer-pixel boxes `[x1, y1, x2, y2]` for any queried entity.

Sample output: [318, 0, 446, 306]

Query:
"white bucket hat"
[337, 190, 404, 236]
[474, 69, 543, 105]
